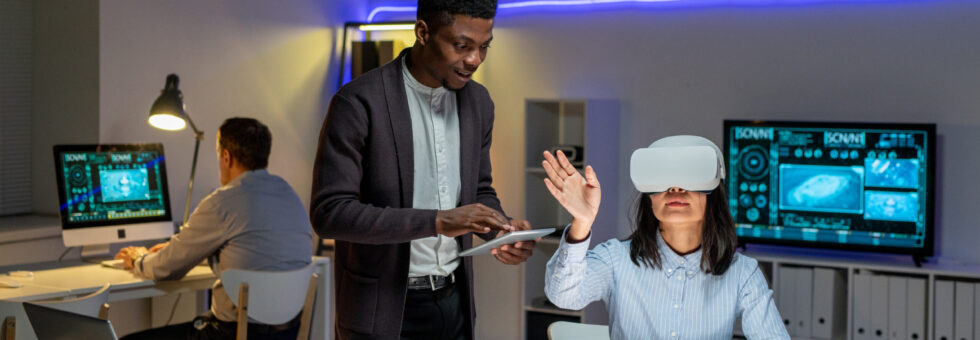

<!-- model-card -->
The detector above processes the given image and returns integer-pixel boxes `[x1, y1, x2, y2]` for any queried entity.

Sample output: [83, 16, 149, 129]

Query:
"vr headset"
[630, 135, 726, 193]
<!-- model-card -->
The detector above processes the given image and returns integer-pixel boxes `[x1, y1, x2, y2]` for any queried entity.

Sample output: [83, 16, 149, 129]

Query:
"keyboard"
[101, 259, 127, 269]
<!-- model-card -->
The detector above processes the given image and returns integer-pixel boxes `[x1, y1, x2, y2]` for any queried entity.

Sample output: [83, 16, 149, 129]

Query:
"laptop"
[22, 303, 118, 340]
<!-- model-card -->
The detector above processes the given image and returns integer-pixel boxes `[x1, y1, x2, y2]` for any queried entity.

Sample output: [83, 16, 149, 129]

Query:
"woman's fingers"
[542, 151, 567, 181]
[542, 160, 565, 190]
[585, 165, 600, 188]
[556, 150, 578, 177]
[543, 178, 564, 203]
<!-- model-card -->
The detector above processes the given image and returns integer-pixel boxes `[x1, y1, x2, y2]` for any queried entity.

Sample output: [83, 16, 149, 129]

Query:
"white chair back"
[547, 321, 610, 340]
[35, 283, 111, 318]
[222, 263, 317, 325]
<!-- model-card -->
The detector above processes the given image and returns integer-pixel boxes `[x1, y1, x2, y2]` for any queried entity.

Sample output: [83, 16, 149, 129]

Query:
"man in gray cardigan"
[310, 1, 535, 339]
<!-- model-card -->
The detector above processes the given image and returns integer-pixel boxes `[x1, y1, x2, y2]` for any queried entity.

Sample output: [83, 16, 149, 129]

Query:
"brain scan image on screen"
[865, 159, 919, 189]
[865, 191, 919, 222]
[99, 168, 150, 202]
[779, 164, 864, 214]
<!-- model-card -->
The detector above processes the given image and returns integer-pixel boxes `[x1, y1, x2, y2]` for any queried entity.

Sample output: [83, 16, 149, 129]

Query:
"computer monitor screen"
[53, 144, 174, 248]
[724, 121, 936, 256]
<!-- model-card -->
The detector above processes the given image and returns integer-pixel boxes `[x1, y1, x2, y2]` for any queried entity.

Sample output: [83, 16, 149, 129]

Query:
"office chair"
[222, 263, 318, 340]
[2, 283, 111, 340]
[547, 321, 610, 340]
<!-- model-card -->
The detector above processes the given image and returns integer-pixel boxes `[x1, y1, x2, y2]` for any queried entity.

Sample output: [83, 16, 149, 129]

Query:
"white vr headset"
[630, 135, 726, 193]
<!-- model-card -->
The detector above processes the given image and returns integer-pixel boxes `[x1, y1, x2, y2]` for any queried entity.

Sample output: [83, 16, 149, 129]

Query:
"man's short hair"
[218, 117, 271, 170]
[417, 0, 497, 33]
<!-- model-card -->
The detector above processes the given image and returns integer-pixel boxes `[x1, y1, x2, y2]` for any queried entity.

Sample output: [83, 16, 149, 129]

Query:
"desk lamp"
[148, 74, 202, 224]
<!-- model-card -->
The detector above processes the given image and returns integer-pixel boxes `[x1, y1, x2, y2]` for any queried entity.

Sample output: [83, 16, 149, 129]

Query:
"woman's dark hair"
[417, 0, 497, 33]
[627, 182, 738, 275]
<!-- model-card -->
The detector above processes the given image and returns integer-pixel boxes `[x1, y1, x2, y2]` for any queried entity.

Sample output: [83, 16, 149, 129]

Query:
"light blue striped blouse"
[545, 230, 789, 340]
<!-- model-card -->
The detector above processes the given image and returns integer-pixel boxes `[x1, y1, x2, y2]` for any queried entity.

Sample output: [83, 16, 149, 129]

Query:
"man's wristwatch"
[131, 249, 148, 269]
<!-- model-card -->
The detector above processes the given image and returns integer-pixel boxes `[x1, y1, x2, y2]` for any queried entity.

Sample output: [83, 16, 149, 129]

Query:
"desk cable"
[57, 247, 77, 262]
[165, 294, 182, 325]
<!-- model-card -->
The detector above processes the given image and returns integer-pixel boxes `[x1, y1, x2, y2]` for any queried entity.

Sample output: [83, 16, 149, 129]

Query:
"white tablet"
[458, 228, 556, 257]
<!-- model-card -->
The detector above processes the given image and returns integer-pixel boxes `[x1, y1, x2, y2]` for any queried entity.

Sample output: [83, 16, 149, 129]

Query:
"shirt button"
[667, 269, 673, 273]
[671, 331, 677, 337]
[679, 259, 685, 264]
[554, 274, 560, 278]
[673, 304, 679, 309]
[677, 276, 683, 281]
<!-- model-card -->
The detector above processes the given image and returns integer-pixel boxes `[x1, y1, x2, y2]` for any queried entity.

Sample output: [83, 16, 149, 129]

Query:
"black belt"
[407, 273, 455, 291]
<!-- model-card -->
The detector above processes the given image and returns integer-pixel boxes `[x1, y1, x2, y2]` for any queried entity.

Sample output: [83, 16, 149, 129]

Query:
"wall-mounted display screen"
[724, 120, 935, 256]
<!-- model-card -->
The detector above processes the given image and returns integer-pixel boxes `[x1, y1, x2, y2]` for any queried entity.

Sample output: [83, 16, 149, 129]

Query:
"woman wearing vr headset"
[541, 135, 789, 339]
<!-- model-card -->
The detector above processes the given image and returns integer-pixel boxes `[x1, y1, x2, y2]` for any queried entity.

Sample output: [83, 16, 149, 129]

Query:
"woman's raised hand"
[542, 150, 601, 241]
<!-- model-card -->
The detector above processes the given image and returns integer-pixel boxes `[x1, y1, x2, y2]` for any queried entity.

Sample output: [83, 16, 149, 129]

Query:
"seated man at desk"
[115, 117, 313, 340]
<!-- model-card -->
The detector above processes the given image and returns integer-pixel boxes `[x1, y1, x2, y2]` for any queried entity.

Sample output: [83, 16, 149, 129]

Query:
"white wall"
[480, 0, 980, 263]
[99, 0, 366, 217]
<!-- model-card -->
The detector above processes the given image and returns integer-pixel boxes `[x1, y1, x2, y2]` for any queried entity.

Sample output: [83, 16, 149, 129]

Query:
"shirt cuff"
[133, 252, 152, 278]
[557, 225, 591, 263]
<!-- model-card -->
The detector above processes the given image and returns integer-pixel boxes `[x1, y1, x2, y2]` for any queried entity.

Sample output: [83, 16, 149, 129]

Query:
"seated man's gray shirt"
[134, 169, 313, 322]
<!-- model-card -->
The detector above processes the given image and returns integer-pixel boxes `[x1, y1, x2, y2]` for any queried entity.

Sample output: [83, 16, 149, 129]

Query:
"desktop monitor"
[723, 121, 936, 257]
[53, 144, 174, 255]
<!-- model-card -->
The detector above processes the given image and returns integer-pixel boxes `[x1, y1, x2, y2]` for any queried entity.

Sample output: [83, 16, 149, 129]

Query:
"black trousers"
[399, 282, 469, 340]
[120, 312, 300, 340]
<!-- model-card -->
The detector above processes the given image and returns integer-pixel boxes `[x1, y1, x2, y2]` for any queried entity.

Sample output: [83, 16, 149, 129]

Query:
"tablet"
[458, 228, 555, 257]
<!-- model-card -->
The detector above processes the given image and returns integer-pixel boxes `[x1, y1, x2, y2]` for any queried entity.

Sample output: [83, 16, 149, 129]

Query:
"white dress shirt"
[545, 229, 790, 339]
[402, 57, 462, 277]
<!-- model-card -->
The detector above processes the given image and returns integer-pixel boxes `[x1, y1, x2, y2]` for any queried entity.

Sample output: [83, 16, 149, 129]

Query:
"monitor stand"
[80, 244, 111, 260]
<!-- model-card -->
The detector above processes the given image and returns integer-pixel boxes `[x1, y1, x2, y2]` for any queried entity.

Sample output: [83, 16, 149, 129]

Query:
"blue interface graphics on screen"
[59, 150, 168, 225]
[726, 124, 929, 250]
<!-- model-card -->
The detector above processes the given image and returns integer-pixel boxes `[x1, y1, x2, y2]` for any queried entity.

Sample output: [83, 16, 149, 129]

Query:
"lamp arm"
[183, 111, 204, 139]
[183, 135, 201, 224]
[182, 111, 203, 224]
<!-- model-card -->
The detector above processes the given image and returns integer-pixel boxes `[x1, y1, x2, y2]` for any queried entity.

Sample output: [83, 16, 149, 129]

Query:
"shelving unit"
[520, 99, 619, 340]
[737, 246, 980, 340]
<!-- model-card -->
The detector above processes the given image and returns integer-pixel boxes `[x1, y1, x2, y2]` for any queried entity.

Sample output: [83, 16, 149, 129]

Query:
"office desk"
[0, 257, 331, 340]
[0, 261, 216, 302]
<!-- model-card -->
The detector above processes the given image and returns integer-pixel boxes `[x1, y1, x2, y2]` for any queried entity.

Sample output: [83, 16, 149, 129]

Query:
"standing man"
[117, 118, 313, 340]
[310, 1, 535, 339]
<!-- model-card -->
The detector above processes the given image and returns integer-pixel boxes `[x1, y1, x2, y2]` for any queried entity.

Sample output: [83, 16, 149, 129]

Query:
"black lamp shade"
[148, 74, 187, 131]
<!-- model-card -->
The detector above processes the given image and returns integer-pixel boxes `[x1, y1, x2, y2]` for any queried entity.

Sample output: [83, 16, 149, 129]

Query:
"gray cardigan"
[310, 48, 504, 339]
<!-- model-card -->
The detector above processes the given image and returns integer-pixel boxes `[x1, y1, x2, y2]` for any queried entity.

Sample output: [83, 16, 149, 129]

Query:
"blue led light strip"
[368, 0, 687, 22]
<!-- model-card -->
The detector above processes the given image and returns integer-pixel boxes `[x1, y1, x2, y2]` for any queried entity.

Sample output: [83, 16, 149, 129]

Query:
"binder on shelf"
[853, 273, 873, 340]
[870, 275, 889, 339]
[906, 278, 926, 340]
[934, 280, 955, 340]
[975, 283, 980, 340]
[811, 268, 844, 339]
[777, 267, 797, 336]
[954, 282, 974, 340]
[793, 267, 813, 338]
[887, 276, 906, 340]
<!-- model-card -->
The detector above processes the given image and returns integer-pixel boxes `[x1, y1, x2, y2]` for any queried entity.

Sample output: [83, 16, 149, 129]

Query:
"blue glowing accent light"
[367, 0, 894, 22]
[60, 187, 103, 211]
[369, 0, 688, 22]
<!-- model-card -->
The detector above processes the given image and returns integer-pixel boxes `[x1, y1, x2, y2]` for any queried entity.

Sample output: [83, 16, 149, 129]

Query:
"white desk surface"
[0, 260, 215, 302]
[1, 257, 330, 340]
[0, 283, 67, 302]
